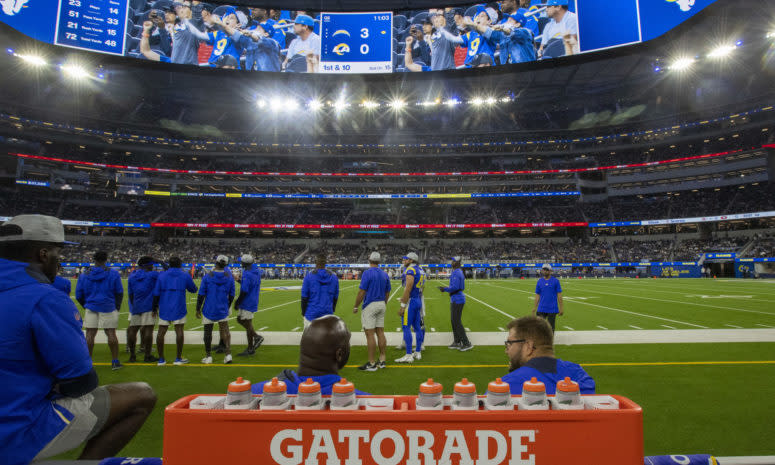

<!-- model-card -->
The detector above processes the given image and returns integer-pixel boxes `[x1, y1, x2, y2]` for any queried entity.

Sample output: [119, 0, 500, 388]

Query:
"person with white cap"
[439, 256, 472, 351]
[532, 263, 564, 332]
[0, 215, 156, 463]
[233, 253, 265, 356]
[196, 255, 235, 364]
[396, 252, 426, 363]
[352, 251, 391, 371]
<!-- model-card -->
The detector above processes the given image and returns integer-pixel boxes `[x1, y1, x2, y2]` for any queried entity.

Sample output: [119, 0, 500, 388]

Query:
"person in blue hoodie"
[127, 256, 159, 363]
[251, 315, 368, 395]
[196, 255, 236, 364]
[75, 250, 124, 370]
[502, 316, 595, 394]
[0, 214, 156, 465]
[472, 11, 536, 64]
[233, 253, 264, 356]
[301, 254, 340, 329]
[52, 264, 71, 295]
[439, 256, 473, 351]
[153, 256, 198, 366]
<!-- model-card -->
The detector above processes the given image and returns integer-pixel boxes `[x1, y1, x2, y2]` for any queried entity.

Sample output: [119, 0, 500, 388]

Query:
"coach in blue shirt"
[127, 256, 159, 363]
[533, 263, 564, 332]
[352, 252, 391, 371]
[196, 255, 236, 364]
[301, 254, 340, 328]
[234, 254, 264, 356]
[439, 256, 473, 351]
[153, 256, 198, 365]
[0, 214, 155, 465]
[502, 315, 595, 394]
[53, 273, 71, 295]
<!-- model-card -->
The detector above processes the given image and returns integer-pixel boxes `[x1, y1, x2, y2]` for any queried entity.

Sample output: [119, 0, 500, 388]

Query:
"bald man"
[251, 315, 368, 394]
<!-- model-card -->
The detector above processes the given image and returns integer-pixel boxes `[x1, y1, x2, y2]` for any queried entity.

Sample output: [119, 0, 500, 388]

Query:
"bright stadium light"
[333, 99, 349, 111]
[767, 30, 775, 39]
[308, 99, 323, 110]
[389, 99, 406, 109]
[270, 98, 283, 110]
[471, 97, 484, 106]
[285, 99, 298, 110]
[256, 99, 267, 108]
[708, 44, 735, 59]
[361, 100, 379, 109]
[444, 98, 461, 106]
[485, 97, 497, 105]
[500, 97, 511, 103]
[60, 64, 89, 79]
[669, 57, 694, 71]
[18, 54, 47, 66]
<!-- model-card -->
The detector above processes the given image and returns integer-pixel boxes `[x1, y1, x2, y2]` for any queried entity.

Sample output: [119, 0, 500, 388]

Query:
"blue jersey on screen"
[502, 357, 595, 395]
[128, 268, 159, 315]
[402, 264, 425, 300]
[52, 275, 71, 295]
[535, 276, 562, 313]
[75, 266, 122, 312]
[359, 266, 391, 308]
[0, 259, 93, 465]
[153, 267, 198, 322]
[237, 265, 262, 312]
[198, 270, 235, 321]
[460, 30, 497, 64]
[206, 30, 242, 66]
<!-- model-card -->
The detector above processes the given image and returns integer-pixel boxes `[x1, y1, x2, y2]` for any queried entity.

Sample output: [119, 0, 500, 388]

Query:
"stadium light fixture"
[256, 99, 267, 108]
[471, 97, 484, 106]
[269, 98, 283, 110]
[361, 100, 379, 109]
[389, 99, 406, 109]
[767, 30, 775, 39]
[500, 97, 511, 103]
[708, 44, 735, 59]
[444, 98, 461, 106]
[17, 54, 47, 66]
[669, 57, 694, 71]
[60, 64, 89, 79]
[308, 99, 323, 110]
[333, 100, 349, 111]
[284, 99, 299, 110]
[485, 97, 497, 105]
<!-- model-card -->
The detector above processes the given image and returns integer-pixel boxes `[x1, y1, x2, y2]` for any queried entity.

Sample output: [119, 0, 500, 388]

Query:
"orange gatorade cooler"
[553, 376, 584, 410]
[331, 378, 357, 410]
[452, 378, 477, 410]
[260, 377, 289, 410]
[518, 377, 549, 410]
[485, 377, 511, 409]
[416, 378, 443, 410]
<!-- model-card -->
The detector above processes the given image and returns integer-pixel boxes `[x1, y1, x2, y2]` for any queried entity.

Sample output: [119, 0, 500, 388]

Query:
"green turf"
[54, 342, 775, 460]
[64, 277, 775, 332]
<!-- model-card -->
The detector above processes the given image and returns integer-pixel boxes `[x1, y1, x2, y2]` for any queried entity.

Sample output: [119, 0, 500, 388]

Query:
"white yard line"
[498, 327, 506, 331]
[725, 324, 743, 328]
[464, 292, 517, 320]
[578, 281, 775, 304]
[483, 282, 709, 329]
[258, 326, 269, 331]
[629, 325, 643, 330]
[431, 327, 436, 332]
[564, 326, 575, 331]
[755, 324, 774, 328]
[291, 326, 300, 331]
[596, 325, 609, 330]
[662, 325, 676, 329]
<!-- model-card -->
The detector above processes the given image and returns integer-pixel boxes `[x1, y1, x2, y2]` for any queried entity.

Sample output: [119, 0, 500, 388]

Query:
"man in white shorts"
[233, 254, 265, 356]
[153, 256, 198, 365]
[353, 252, 391, 371]
[196, 255, 235, 364]
[127, 256, 159, 363]
[75, 250, 124, 370]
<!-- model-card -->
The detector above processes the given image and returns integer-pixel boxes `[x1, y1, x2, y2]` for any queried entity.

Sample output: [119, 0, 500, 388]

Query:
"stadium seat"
[131, 25, 143, 37]
[412, 12, 429, 24]
[126, 35, 140, 53]
[285, 54, 308, 72]
[130, 0, 146, 12]
[464, 6, 478, 18]
[151, 0, 172, 10]
[212, 5, 229, 17]
[393, 15, 408, 31]
[392, 51, 404, 69]
[542, 38, 565, 59]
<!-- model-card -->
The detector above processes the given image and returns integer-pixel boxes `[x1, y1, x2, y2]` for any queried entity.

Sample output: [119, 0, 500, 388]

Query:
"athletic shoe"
[254, 335, 265, 348]
[128, 354, 137, 363]
[378, 361, 386, 369]
[448, 342, 461, 350]
[224, 354, 233, 364]
[143, 355, 158, 363]
[358, 362, 378, 372]
[394, 353, 414, 363]
[458, 343, 474, 352]
[157, 358, 166, 366]
[237, 348, 255, 357]
[201, 356, 213, 364]
[413, 351, 422, 361]
[111, 360, 123, 371]
[173, 358, 189, 365]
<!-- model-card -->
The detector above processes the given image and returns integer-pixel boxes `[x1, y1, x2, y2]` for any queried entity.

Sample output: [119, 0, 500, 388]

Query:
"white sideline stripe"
[92, 328, 775, 345]
[725, 324, 743, 329]
[564, 326, 574, 331]
[465, 327, 471, 331]
[662, 325, 676, 329]
[291, 326, 300, 331]
[484, 282, 709, 329]
[629, 325, 642, 329]
[431, 327, 436, 332]
[258, 326, 269, 330]
[498, 327, 506, 331]
[578, 286, 775, 316]
[716, 456, 775, 465]
[756, 324, 773, 328]
[575, 281, 775, 304]
[465, 292, 517, 320]
[597, 325, 609, 330]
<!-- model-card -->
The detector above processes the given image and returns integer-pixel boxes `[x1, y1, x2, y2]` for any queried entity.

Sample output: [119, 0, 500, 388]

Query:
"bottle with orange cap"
[331, 378, 357, 410]
[416, 378, 443, 410]
[484, 377, 512, 410]
[452, 378, 478, 410]
[294, 378, 323, 410]
[517, 377, 549, 410]
[225, 377, 256, 409]
[260, 377, 290, 410]
[553, 376, 584, 410]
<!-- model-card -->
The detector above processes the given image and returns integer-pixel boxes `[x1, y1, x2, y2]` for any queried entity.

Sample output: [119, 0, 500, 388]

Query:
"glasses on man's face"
[504, 339, 526, 348]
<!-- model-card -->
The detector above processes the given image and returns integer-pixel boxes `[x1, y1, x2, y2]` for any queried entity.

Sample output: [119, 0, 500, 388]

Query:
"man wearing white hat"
[352, 251, 391, 371]
[196, 254, 235, 364]
[532, 263, 563, 332]
[0, 215, 156, 463]
[233, 253, 265, 356]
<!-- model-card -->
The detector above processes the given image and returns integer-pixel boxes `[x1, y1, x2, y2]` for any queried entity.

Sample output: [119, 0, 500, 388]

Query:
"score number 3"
[360, 28, 369, 54]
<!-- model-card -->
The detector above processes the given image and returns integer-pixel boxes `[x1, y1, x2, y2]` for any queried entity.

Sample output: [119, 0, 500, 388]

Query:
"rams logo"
[332, 29, 350, 37]
[665, 0, 695, 12]
[332, 43, 350, 56]
[1, 0, 29, 16]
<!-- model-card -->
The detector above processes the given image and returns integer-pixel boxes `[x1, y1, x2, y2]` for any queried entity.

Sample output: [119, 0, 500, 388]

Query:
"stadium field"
[66, 277, 775, 332]
[52, 277, 775, 460]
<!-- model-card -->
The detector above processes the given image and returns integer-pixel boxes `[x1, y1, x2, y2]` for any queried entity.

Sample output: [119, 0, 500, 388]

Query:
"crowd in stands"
[745, 233, 775, 258]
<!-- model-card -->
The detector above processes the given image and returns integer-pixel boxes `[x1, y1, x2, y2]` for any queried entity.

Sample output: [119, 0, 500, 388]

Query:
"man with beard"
[501, 316, 594, 394]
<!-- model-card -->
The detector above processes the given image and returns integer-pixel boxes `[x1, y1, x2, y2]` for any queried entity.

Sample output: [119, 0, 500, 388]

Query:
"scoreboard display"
[320, 12, 392, 74]
[54, 0, 128, 55]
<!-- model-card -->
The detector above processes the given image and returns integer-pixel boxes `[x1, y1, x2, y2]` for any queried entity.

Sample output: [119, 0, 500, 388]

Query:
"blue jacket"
[52, 275, 71, 296]
[75, 266, 123, 312]
[502, 357, 596, 395]
[199, 270, 235, 321]
[484, 26, 536, 64]
[251, 369, 369, 395]
[0, 259, 93, 465]
[237, 31, 282, 72]
[301, 269, 339, 321]
[237, 265, 262, 312]
[153, 268, 198, 322]
[128, 269, 159, 315]
[442, 268, 466, 304]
